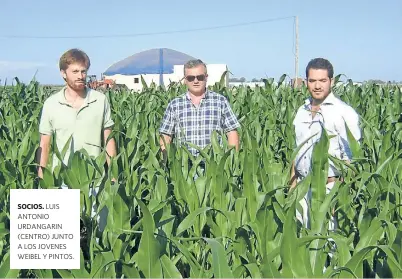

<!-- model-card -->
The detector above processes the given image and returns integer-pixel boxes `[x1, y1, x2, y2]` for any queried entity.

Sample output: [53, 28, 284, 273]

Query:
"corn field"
[0, 75, 401, 278]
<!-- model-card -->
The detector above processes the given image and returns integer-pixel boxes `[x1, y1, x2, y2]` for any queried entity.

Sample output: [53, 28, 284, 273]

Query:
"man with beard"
[290, 57, 361, 229]
[37, 48, 116, 176]
[36, 48, 116, 240]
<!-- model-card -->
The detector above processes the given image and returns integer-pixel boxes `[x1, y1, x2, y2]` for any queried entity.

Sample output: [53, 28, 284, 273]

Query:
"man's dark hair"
[305, 58, 334, 79]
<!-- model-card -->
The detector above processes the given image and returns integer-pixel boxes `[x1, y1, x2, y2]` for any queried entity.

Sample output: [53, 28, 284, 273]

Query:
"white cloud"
[0, 61, 61, 85]
[0, 60, 48, 71]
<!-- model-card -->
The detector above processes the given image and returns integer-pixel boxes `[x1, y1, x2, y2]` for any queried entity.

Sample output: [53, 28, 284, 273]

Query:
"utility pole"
[295, 15, 299, 85]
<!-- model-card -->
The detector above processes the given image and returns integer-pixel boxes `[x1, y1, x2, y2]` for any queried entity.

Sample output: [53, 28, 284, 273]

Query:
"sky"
[1, 0, 401, 85]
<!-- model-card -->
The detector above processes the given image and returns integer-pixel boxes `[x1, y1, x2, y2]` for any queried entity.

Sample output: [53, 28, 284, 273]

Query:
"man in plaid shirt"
[159, 59, 240, 157]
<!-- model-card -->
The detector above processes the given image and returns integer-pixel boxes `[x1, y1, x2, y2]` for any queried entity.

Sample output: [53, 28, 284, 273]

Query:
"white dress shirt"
[293, 92, 361, 178]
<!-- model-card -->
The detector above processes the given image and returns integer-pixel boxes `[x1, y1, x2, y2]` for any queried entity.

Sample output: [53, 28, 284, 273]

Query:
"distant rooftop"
[103, 48, 196, 76]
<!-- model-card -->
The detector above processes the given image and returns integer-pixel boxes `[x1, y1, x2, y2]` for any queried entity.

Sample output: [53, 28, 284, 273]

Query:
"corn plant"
[0, 75, 401, 278]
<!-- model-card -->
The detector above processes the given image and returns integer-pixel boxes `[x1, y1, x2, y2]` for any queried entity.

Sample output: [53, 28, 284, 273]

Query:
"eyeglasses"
[185, 74, 206, 82]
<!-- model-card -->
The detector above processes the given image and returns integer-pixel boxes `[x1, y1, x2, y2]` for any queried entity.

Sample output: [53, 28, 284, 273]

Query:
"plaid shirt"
[159, 90, 240, 156]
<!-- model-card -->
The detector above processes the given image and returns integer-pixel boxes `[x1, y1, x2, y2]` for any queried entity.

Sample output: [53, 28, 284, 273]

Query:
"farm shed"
[103, 48, 228, 91]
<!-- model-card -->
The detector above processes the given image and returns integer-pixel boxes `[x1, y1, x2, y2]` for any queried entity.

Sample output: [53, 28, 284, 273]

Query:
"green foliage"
[0, 77, 401, 278]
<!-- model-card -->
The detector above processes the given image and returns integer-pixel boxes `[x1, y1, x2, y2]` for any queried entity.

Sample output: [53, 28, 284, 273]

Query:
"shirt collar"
[304, 92, 337, 108]
[185, 88, 210, 101]
[57, 86, 97, 106]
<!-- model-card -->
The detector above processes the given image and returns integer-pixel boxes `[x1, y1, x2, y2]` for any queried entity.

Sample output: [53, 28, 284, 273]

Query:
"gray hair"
[184, 59, 207, 74]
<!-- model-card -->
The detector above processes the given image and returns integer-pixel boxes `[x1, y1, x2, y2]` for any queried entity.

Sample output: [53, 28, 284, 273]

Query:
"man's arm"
[290, 114, 302, 190]
[227, 130, 239, 151]
[104, 128, 117, 182]
[104, 128, 117, 166]
[102, 95, 117, 168]
[339, 107, 361, 161]
[37, 99, 53, 178]
[222, 97, 241, 150]
[36, 134, 52, 178]
[159, 102, 175, 154]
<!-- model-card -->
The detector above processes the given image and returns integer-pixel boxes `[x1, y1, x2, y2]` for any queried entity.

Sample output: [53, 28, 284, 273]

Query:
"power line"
[1, 16, 295, 39]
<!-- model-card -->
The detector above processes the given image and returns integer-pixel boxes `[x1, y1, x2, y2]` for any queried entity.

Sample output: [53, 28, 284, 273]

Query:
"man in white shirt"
[290, 58, 361, 228]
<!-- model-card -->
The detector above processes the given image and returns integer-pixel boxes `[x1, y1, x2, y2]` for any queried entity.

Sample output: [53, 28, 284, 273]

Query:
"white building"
[229, 81, 266, 88]
[102, 48, 228, 91]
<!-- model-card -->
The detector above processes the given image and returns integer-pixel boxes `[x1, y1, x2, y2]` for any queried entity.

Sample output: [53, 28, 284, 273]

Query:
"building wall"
[229, 81, 266, 88]
[105, 73, 176, 91]
[104, 64, 228, 92]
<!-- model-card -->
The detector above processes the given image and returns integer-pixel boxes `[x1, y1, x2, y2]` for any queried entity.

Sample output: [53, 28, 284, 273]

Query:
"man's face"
[184, 65, 208, 95]
[306, 68, 333, 104]
[61, 62, 88, 91]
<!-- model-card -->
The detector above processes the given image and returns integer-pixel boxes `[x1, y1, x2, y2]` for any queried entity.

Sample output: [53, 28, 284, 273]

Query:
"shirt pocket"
[177, 112, 188, 130]
[325, 121, 342, 155]
[294, 121, 309, 143]
[211, 116, 220, 130]
[85, 113, 103, 128]
[175, 111, 190, 138]
[324, 122, 337, 136]
[53, 115, 72, 132]
[211, 108, 222, 130]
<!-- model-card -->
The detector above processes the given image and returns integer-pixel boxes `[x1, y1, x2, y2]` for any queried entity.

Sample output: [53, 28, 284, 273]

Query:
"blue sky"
[1, 0, 401, 85]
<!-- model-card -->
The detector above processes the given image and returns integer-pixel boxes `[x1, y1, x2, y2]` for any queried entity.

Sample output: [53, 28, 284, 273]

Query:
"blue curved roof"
[103, 48, 196, 76]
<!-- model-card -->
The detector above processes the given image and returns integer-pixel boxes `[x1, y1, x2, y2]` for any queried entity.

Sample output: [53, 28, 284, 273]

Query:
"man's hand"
[36, 134, 52, 179]
[104, 128, 117, 181]
[104, 128, 117, 164]
[37, 167, 44, 180]
[159, 134, 172, 152]
[227, 130, 239, 151]
[160, 134, 172, 162]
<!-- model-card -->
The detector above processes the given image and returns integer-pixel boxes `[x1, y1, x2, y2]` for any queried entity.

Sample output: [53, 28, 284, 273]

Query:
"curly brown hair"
[59, 48, 90, 71]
